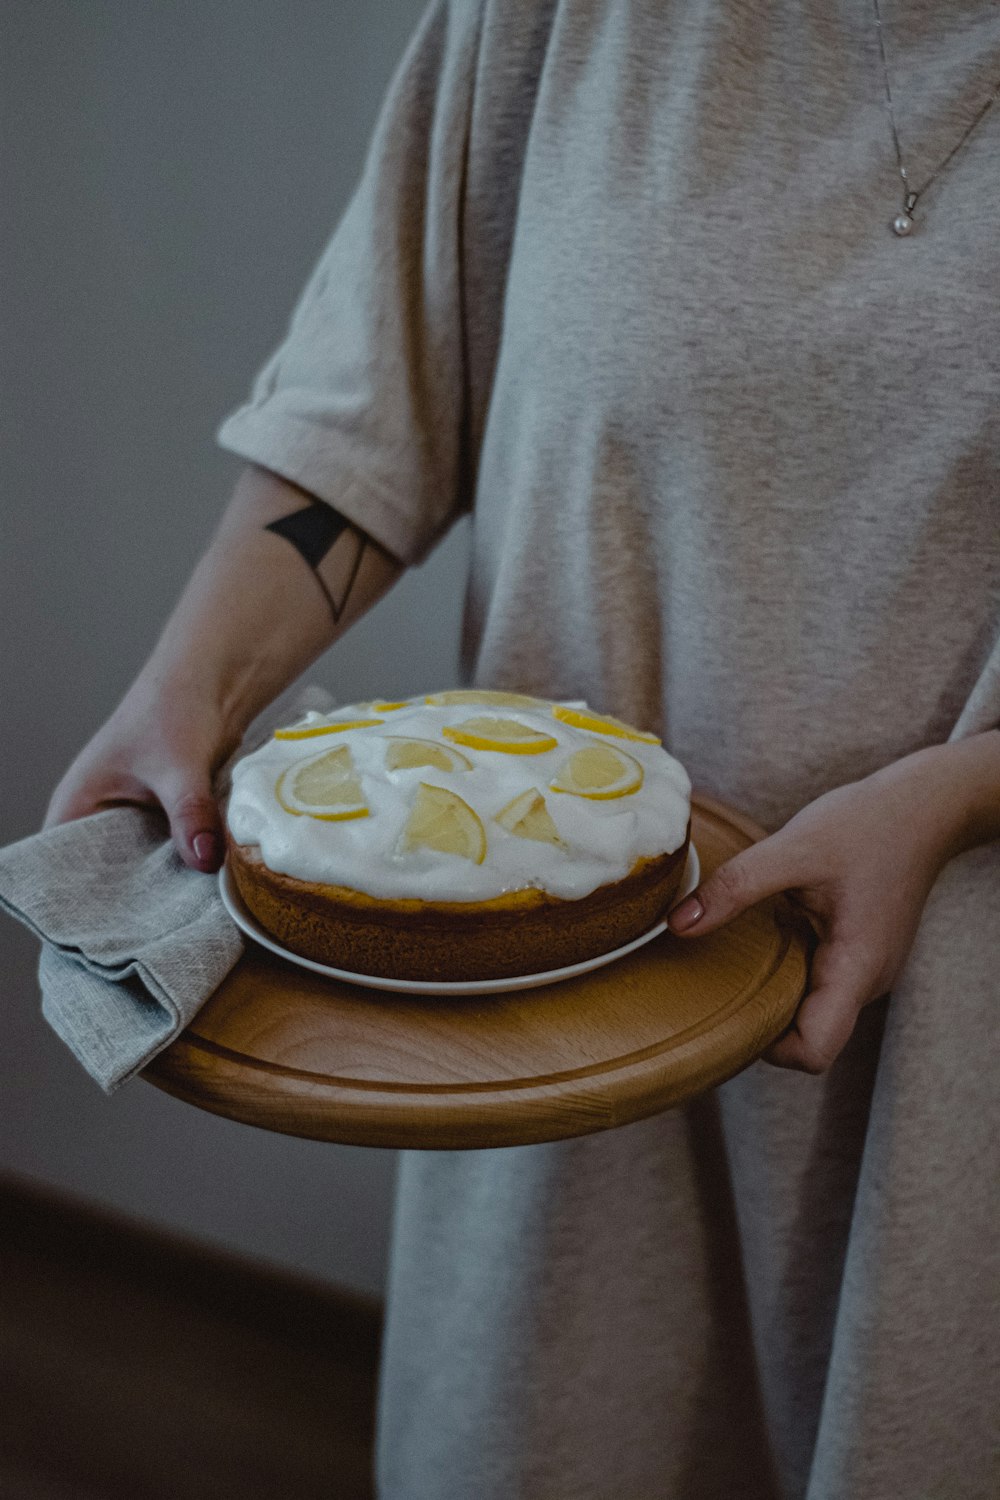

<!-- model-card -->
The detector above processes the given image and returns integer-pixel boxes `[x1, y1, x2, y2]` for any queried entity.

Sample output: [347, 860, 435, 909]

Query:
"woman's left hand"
[666, 734, 1000, 1074]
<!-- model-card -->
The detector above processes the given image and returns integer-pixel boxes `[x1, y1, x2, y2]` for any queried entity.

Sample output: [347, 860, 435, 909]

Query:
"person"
[45, 2, 1000, 1496]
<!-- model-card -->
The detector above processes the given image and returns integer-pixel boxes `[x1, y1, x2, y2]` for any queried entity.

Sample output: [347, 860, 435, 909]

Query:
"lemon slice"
[426, 689, 549, 709]
[370, 700, 410, 712]
[398, 783, 486, 863]
[494, 788, 564, 847]
[442, 717, 558, 755]
[551, 706, 660, 744]
[275, 746, 369, 821]
[384, 736, 473, 773]
[551, 744, 644, 800]
[274, 717, 384, 742]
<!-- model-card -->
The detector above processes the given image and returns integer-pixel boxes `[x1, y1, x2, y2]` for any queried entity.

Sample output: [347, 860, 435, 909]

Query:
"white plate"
[218, 844, 700, 997]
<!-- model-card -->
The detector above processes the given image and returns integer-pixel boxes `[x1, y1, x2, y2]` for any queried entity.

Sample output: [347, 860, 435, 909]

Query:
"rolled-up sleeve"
[217, 0, 481, 565]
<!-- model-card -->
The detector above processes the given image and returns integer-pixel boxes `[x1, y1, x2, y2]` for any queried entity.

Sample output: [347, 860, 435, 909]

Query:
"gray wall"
[1, 1, 470, 1298]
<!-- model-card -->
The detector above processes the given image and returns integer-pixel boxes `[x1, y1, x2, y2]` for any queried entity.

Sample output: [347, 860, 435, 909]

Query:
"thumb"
[667, 836, 794, 937]
[157, 770, 225, 873]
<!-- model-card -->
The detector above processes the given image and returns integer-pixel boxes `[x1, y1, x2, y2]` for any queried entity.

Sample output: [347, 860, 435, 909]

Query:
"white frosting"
[226, 697, 691, 902]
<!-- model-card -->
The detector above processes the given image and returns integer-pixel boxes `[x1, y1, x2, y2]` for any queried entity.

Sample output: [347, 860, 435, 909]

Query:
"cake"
[225, 690, 692, 982]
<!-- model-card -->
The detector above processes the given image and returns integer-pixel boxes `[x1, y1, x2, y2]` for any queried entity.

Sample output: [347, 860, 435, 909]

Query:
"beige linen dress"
[218, 2, 1000, 1495]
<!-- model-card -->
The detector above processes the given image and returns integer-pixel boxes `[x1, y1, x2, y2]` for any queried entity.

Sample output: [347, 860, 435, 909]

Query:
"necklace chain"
[871, 0, 1000, 234]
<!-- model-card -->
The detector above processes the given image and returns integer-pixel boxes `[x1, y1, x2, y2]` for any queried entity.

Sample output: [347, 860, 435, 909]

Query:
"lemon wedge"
[398, 783, 486, 863]
[494, 788, 564, 847]
[384, 737, 473, 773]
[275, 746, 369, 821]
[551, 744, 644, 800]
[426, 689, 549, 709]
[442, 717, 558, 755]
[274, 717, 384, 742]
[551, 706, 660, 744]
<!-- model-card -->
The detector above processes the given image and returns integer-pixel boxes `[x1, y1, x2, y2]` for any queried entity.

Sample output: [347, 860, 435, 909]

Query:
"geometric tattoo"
[265, 500, 368, 625]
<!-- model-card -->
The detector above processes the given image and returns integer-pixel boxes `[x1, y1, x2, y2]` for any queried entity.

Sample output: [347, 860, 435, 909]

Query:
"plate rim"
[217, 844, 700, 997]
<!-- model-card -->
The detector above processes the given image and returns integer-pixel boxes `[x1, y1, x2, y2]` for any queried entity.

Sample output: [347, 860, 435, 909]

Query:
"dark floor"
[0, 1176, 381, 1500]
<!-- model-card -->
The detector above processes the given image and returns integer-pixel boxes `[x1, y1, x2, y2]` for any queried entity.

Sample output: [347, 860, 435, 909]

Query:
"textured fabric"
[218, 2, 1000, 1496]
[0, 686, 337, 1091]
[0, 808, 245, 1091]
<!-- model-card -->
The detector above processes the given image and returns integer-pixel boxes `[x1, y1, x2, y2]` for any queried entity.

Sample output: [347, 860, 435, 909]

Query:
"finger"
[43, 787, 105, 829]
[765, 986, 862, 1073]
[43, 771, 153, 830]
[157, 773, 224, 873]
[667, 835, 802, 937]
[763, 944, 872, 1073]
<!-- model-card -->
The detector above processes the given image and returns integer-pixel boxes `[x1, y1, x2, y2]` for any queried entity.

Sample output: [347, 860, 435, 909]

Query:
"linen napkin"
[0, 807, 244, 1092]
[0, 684, 336, 1092]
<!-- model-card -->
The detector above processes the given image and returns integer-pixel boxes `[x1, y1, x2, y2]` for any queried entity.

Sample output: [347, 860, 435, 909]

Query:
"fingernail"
[192, 831, 220, 866]
[668, 895, 704, 933]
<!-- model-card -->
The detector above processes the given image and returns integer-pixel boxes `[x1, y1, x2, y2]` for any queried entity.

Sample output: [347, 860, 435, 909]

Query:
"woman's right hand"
[43, 680, 234, 873]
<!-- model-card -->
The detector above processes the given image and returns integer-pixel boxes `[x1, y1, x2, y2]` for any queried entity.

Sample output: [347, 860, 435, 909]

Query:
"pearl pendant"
[892, 211, 915, 236]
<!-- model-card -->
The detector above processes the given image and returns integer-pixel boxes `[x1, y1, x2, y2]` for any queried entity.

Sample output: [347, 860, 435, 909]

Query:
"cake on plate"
[225, 690, 692, 981]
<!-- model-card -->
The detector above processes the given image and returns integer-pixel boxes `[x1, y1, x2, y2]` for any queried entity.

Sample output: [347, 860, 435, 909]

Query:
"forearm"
[873, 729, 1000, 858]
[132, 465, 403, 747]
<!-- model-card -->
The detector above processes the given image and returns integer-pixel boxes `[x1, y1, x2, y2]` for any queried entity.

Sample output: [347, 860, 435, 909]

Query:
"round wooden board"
[144, 796, 813, 1149]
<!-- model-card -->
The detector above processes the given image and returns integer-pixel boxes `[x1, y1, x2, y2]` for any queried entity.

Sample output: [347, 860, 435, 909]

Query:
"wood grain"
[144, 796, 813, 1149]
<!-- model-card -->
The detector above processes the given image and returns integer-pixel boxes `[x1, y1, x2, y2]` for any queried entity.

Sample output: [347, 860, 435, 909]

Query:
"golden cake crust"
[226, 824, 691, 982]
